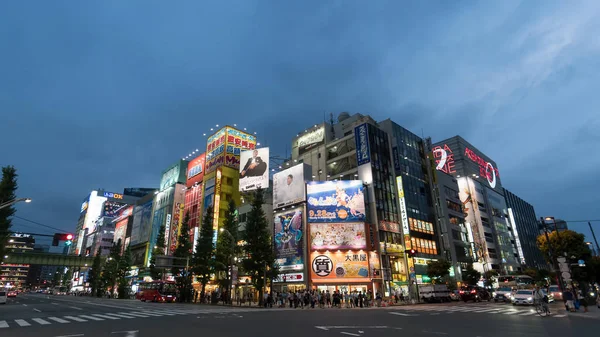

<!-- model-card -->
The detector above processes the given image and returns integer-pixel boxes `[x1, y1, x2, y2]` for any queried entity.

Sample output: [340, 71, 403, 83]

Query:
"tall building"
[379, 119, 442, 285]
[504, 189, 548, 270]
[129, 191, 156, 278]
[432, 136, 521, 274]
[184, 153, 206, 252]
[1, 233, 35, 289]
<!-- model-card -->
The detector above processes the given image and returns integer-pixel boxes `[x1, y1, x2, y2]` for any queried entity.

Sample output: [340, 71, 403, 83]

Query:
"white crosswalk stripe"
[0, 321, 9, 328]
[15, 319, 31, 327]
[79, 315, 105, 321]
[389, 304, 570, 318]
[103, 313, 137, 319]
[92, 314, 121, 320]
[48, 317, 70, 323]
[31, 318, 51, 325]
[64, 316, 87, 322]
[118, 312, 151, 317]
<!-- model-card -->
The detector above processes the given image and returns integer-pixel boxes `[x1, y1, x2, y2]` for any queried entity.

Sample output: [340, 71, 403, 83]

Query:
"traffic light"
[405, 248, 418, 258]
[53, 233, 74, 246]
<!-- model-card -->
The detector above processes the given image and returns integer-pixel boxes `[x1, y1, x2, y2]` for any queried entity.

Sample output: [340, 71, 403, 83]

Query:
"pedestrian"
[376, 292, 382, 307]
[563, 288, 575, 312]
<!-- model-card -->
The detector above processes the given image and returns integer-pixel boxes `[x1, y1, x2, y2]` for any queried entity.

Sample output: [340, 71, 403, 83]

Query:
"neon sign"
[464, 147, 499, 189]
[103, 192, 123, 200]
[432, 144, 456, 174]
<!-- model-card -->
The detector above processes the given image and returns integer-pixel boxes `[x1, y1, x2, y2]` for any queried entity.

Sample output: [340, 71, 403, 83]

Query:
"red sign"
[464, 147, 500, 182]
[432, 144, 456, 174]
[186, 153, 205, 187]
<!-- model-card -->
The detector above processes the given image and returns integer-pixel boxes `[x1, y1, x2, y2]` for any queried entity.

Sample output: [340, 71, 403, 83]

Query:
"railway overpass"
[2, 252, 94, 267]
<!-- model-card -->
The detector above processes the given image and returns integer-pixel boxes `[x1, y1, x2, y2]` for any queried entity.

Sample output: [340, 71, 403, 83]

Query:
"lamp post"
[219, 228, 235, 307]
[0, 198, 31, 210]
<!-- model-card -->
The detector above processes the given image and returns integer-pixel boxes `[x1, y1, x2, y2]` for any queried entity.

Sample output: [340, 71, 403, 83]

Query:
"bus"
[496, 275, 534, 289]
[135, 281, 178, 303]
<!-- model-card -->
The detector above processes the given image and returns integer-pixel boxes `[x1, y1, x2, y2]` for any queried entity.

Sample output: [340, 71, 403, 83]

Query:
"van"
[0, 290, 7, 304]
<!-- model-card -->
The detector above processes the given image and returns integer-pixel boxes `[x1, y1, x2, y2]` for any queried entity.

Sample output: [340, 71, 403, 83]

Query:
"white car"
[511, 290, 535, 305]
[0, 290, 7, 305]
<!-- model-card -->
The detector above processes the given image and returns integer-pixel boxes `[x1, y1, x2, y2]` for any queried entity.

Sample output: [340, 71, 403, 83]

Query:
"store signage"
[297, 127, 325, 155]
[354, 123, 371, 166]
[306, 180, 365, 223]
[81, 201, 88, 213]
[432, 144, 456, 174]
[274, 273, 304, 283]
[310, 251, 369, 279]
[464, 147, 499, 189]
[378, 221, 401, 234]
[312, 254, 333, 277]
[103, 191, 123, 200]
[396, 176, 410, 235]
[164, 213, 172, 252]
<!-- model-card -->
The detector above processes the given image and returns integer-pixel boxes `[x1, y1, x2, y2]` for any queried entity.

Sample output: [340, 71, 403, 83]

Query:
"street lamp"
[0, 198, 31, 210]
[219, 228, 236, 307]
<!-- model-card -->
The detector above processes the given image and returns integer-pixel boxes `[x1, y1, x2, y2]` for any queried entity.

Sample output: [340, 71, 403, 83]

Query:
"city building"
[379, 120, 442, 287]
[432, 136, 522, 274]
[184, 153, 206, 253]
[504, 189, 548, 270]
[129, 191, 157, 280]
[1, 233, 35, 289]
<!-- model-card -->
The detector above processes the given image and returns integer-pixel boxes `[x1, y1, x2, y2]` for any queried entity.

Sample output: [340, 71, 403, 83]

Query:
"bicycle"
[534, 299, 550, 317]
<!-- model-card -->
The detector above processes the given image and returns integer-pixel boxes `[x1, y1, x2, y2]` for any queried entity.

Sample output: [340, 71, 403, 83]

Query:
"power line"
[11, 215, 66, 232]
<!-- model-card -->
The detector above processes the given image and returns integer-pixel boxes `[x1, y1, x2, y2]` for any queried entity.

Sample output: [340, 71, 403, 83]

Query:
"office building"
[0, 233, 35, 289]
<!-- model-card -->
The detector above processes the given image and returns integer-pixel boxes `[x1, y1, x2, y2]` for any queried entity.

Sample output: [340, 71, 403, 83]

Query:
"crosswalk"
[0, 307, 265, 329]
[390, 304, 568, 318]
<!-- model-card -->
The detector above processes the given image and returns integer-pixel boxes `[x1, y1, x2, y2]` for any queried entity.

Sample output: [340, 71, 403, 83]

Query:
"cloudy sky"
[1, 0, 599, 243]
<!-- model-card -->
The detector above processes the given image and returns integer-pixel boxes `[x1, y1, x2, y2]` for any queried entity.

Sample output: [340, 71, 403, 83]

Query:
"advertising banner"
[225, 127, 256, 170]
[306, 180, 365, 223]
[310, 251, 370, 280]
[369, 251, 382, 278]
[239, 147, 269, 191]
[205, 128, 226, 174]
[396, 176, 410, 236]
[160, 160, 187, 191]
[297, 126, 325, 155]
[114, 218, 128, 247]
[274, 207, 304, 271]
[274, 272, 304, 283]
[378, 221, 401, 234]
[273, 163, 306, 208]
[168, 203, 184, 255]
[186, 153, 206, 187]
[354, 123, 371, 166]
[309, 223, 366, 250]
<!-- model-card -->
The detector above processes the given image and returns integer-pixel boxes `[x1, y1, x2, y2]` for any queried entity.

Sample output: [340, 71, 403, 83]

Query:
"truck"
[418, 284, 452, 303]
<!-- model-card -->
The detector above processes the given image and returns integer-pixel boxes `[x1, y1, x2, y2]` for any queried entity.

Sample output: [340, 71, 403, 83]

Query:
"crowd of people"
[264, 289, 384, 308]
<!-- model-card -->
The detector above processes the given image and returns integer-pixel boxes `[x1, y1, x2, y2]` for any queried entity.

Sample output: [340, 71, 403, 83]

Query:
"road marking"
[15, 319, 32, 327]
[22, 304, 28, 306]
[52, 302, 60, 305]
[502, 310, 521, 315]
[78, 315, 104, 321]
[340, 333, 360, 337]
[0, 321, 9, 328]
[315, 326, 389, 331]
[69, 306, 83, 310]
[430, 313, 440, 315]
[111, 330, 139, 337]
[48, 317, 70, 323]
[32, 318, 52, 325]
[92, 314, 121, 320]
[118, 312, 151, 317]
[104, 313, 137, 319]
[554, 314, 566, 317]
[519, 312, 536, 316]
[64, 316, 87, 322]
[137, 311, 165, 316]
[33, 308, 42, 312]
[54, 334, 84, 337]
[422, 331, 448, 335]
[390, 312, 417, 316]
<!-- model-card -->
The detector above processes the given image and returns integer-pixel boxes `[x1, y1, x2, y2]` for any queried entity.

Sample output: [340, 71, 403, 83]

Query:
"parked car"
[493, 287, 513, 303]
[0, 290, 7, 304]
[459, 286, 491, 302]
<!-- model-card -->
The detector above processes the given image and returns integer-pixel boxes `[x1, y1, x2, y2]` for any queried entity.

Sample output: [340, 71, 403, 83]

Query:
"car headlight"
[590, 292, 595, 296]
[492, 292, 497, 297]
[527, 297, 533, 301]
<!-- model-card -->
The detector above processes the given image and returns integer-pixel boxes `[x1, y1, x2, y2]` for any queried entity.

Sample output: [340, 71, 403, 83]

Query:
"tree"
[215, 199, 238, 294]
[173, 212, 193, 302]
[241, 189, 278, 305]
[0, 166, 18, 259]
[426, 259, 452, 284]
[149, 224, 167, 280]
[192, 206, 215, 301]
[117, 245, 132, 299]
[62, 268, 73, 289]
[88, 253, 103, 297]
[462, 263, 481, 286]
[536, 230, 592, 265]
[102, 240, 122, 297]
[483, 270, 498, 288]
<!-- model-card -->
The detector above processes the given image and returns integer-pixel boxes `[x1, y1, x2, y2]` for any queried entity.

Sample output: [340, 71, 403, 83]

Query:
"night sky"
[1, 1, 599, 243]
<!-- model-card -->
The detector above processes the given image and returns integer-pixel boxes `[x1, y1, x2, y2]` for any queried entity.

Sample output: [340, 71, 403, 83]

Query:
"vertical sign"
[354, 123, 371, 166]
[396, 176, 411, 249]
[212, 168, 222, 244]
[164, 213, 172, 254]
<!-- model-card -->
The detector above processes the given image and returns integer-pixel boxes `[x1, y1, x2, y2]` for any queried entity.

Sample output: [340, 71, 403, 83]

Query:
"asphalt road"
[1, 294, 596, 337]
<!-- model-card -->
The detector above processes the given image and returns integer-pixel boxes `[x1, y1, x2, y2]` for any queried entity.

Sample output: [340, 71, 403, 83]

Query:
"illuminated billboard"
[310, 251, 370, 280]
[160, 160, 187, 192]
[309, 223, 366, 250]
[273, 163, 308, 208]
[354, 123, 371, 166]
[306, 180, 365, 223]
[239, 147, 269, 192]
[186, 153, 206, 187]
[297, 126, 325, 155]
[274, 207, 304, 271]
[205, 126, 256, 174]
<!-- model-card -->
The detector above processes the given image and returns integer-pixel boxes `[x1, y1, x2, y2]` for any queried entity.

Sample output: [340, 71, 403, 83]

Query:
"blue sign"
[354, 124, 371, 166]
[103, 191, 123, 200]
[306, 180, 366, 223]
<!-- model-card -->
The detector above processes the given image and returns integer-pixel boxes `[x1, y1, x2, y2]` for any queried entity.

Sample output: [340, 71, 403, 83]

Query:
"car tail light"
[459, 291, 464, 294]
[470, 290, 477, 294]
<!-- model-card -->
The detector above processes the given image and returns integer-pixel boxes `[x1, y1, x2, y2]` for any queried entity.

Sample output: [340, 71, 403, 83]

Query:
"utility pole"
[588, 222, 600, 256]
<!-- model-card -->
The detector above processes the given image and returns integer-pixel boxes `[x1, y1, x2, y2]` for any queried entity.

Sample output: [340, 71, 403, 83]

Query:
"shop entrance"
[314, 284, 370, 294]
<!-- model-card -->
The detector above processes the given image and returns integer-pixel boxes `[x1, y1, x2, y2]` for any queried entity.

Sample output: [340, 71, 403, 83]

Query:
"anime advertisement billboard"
[274, 207, 304, 271]
[309, 223, 367, 250]
[306, 180, 365, 223]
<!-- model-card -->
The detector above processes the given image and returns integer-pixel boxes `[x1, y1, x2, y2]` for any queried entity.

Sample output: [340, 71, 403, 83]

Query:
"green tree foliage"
[173, 212, 193, 302]
[426, 259, 452, 284]
[192, 206, 215, 300]
[241, 189, 278, 304]
[102, 240, 123, 297]
[536, 230, 592, 265]
[88, 253, 104, 297]
[483, 270, 498, 288]
[149, 224, 167, 280]
[215, 200, 238, 290]
[0, 166, 18, 259]
[117, 245, 132, 299]
[62, 268, 73, 288]
[462, 263, 481, 286]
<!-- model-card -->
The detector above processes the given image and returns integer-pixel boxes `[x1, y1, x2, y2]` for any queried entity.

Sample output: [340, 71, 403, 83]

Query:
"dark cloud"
[1, 0, 599, 240]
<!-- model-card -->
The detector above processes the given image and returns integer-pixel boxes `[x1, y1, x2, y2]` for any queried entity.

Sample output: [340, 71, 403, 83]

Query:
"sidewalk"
[553, 303, 600, 319]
